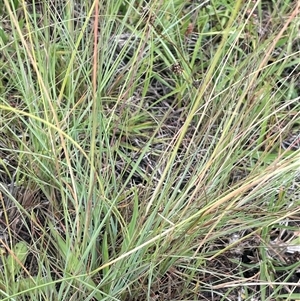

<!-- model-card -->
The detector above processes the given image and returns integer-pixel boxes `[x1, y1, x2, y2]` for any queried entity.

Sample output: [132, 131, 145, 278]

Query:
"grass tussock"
[0, 0, 300, 300]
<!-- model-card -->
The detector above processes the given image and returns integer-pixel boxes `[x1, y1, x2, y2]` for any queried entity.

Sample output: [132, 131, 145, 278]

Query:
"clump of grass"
[0, 0, 300, 300]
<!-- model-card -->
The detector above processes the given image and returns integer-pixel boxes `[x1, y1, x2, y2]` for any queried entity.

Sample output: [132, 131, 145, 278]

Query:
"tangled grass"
[0, 0, 300, 300]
